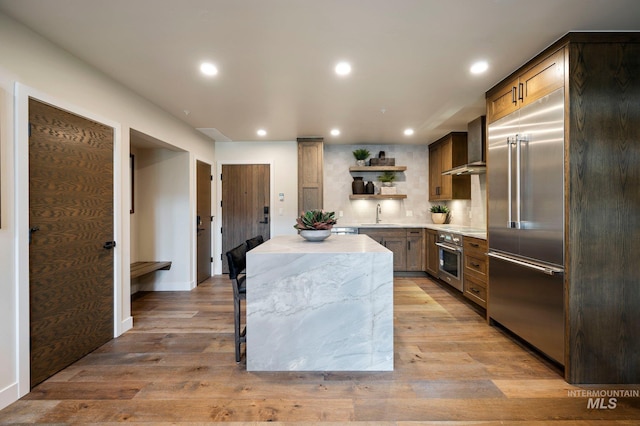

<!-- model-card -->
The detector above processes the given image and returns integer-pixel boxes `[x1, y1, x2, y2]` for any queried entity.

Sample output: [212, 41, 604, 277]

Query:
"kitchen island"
[245, 234, 393, 371]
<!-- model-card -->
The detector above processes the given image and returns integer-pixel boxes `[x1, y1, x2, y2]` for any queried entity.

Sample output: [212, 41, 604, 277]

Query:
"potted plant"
[430, 205, 450, 224]
[294, 210, 337, 241]
[352, 148, 371, 166]
[378, 171, 396, 186]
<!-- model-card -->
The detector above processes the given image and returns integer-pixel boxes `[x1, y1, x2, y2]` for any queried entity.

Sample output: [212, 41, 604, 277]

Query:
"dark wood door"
[221, 164, 270, 273]
[28, 98, 114, 388]
[196, 160, 212, 283]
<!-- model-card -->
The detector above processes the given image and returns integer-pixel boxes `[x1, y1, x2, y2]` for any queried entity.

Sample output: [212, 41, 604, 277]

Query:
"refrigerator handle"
[515, 134, 530, 229]
[506, 137, 516, 228]
[488, 252, 564, 276]
[515, 134, 522, 229]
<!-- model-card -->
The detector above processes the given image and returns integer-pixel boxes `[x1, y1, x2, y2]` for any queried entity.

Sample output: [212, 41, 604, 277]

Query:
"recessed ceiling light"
[335, 62, 352, 76]
[404, 128, 414, 136]
[470, 61, 489, 74]
[200, 62, 218, 76]
[330, 129, 340, 136]
[257, 129, 267, 137]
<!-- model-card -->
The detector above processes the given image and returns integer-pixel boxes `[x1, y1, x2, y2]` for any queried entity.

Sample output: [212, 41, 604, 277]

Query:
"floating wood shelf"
[349, 194, 407, 200]
[349, 166, 407, 172]
[131, 261, 172, 279]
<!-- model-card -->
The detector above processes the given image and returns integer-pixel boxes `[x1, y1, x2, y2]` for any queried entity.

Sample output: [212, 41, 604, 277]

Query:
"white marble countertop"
[333, 223, 487, 239]
[246, 233, 394, 371]
[250, 234, 391, 254]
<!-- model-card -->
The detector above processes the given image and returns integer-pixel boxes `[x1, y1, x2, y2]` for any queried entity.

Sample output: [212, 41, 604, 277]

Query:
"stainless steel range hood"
[442, 115, 486, 175]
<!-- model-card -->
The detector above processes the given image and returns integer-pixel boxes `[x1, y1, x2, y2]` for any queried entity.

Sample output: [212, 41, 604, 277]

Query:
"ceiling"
[1, 0, 639, 145]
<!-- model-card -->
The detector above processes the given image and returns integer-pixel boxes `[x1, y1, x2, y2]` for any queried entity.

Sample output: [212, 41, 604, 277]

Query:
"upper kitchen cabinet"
[487, 47, 565, 123]
[429, 132, 471, 201]
[297, 137, 323, 211]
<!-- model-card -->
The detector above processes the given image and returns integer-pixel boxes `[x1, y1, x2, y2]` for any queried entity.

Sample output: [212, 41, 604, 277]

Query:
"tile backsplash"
[323, 144, 486, 228]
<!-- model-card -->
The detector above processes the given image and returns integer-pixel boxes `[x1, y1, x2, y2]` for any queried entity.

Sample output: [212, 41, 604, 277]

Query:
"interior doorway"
[196, 160, 212, 283]
[221, 164, 270, 273]
[28, 98, 114, 387]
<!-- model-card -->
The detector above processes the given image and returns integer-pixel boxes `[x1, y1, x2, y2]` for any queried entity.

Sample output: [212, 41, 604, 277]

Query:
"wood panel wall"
[566, 38, 640, 384]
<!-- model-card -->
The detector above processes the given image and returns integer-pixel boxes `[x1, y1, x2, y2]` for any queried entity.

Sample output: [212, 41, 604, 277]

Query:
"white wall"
[324, 144, 431, 224]
[136, 148, 193, 291]
[0, 60, 17, 411]
[324, 144, 487, 228]
[0, 12, 215, 408]
[214, 141, 298, 274]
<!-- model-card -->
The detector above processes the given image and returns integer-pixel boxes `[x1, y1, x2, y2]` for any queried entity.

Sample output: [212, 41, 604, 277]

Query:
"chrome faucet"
[376, 203, 382, 223]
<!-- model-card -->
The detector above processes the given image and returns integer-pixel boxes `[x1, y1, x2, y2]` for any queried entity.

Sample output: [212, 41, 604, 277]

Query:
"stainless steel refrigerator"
[487, 87, 565, 365]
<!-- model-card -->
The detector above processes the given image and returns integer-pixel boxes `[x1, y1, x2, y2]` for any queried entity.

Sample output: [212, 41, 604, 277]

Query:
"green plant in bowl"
[294, 209, 337, 230]
[378, 171, 396, 183]
[352, 149, 371, 161]
[430, 205, 450, 214]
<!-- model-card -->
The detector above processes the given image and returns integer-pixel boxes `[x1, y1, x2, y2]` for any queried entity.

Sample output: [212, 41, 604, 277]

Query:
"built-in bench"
[130, 261, 172, 279]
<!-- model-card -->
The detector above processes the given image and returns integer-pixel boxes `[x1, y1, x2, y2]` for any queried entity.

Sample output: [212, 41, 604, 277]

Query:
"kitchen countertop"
[334, 223, 487, 240]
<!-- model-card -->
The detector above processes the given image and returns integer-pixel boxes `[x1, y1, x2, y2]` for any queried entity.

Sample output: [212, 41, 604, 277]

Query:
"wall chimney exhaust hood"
[442, 115, 486, 175]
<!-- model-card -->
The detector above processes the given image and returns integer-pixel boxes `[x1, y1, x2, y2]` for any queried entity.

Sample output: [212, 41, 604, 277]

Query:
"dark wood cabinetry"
[425, 229, 439, 277]
[463, 237, 487, 308]
[428, 132, 470, 201]
[360, 228, 405, 271]
[487, 47, 564, 123]
[360, 228, 423, 272]
[406, 229, 424, 272]
[297, 138, 323, 211]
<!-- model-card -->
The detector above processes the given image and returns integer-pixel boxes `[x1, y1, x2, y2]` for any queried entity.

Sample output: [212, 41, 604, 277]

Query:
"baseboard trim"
[0, 382, 19, 411]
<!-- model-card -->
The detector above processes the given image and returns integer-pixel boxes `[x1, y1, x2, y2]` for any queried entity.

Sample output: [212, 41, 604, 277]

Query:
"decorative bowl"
[299, 229, 331, 242]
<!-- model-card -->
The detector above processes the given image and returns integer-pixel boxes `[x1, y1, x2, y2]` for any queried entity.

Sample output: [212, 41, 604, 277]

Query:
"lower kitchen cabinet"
[359, 228, 423, 272]
[463, 236, 488, 308]
[359, 228, 405, 271]
[425, 229, 439, 277]
[406, 229, 424, 271]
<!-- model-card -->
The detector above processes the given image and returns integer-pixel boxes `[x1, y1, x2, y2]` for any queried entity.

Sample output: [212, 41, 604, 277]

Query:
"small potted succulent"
[430, 205, 450, 224]
[378, 171, 396, 186]
[294, 210, 337, 241]
[352, 148, 371, 166]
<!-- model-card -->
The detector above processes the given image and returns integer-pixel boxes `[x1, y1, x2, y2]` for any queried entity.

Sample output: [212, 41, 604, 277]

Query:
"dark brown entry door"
[196, 160, 212, 283]
[221, 164, 270, 273]
[28, 98, 114, 388]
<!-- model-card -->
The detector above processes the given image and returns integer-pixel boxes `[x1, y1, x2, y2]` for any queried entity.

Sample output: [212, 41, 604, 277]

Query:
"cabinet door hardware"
[518, 82, 524, 101]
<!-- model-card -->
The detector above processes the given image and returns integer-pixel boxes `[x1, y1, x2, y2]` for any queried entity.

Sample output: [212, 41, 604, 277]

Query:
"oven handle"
[436, 242, 462, 252]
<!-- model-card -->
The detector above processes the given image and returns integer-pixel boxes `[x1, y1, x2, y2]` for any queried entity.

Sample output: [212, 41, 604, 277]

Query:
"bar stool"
[245, 235, 264, 251]
[225, 243, 247, 362]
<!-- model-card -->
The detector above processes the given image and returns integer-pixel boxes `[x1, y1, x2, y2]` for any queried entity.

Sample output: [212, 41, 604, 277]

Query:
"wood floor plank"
[0, 275, 638, 424]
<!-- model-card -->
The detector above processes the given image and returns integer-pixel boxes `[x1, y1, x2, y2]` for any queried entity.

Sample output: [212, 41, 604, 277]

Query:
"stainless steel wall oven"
[436, 231, 463, 291]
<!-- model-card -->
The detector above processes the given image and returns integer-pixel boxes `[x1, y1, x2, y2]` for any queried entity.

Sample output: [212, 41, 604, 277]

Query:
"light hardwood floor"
[1, 275, 638, 424]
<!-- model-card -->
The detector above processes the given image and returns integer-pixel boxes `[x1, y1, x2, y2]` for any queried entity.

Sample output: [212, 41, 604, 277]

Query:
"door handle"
[103, 241, 116, 250]
[29, 226, 40, 244]
[259, 206, 269, 224]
